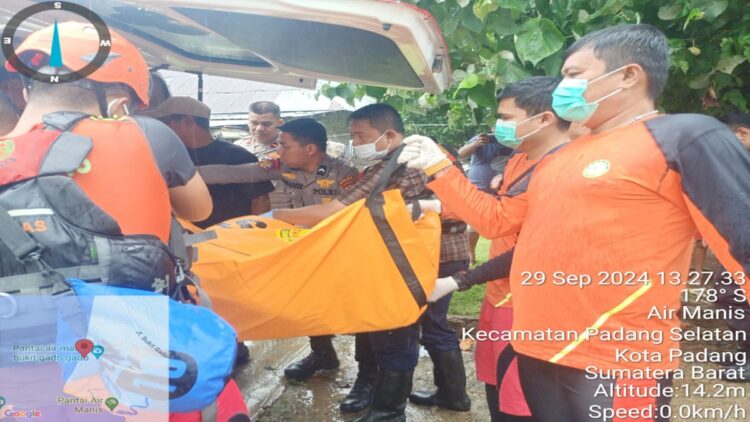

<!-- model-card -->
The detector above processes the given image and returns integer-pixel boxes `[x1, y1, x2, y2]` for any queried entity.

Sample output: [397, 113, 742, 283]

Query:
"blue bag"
[56, 279, 237, 413]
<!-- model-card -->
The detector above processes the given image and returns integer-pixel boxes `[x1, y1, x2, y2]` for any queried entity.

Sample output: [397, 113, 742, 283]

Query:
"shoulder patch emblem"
[582, 159, 611, 179]
[259, 158, 281, 170]
[317, 178, 335, 188]
[339, 175, 357, 191]
[0, 140, 15, 162]
[266, 150, 281, 159]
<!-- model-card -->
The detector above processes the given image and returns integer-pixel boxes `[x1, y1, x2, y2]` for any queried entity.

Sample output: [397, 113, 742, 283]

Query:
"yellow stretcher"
[185, 161, 441, 340]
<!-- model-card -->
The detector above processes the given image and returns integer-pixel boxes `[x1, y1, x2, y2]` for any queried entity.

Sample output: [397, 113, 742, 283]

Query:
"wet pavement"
[236, 334, 488, 421]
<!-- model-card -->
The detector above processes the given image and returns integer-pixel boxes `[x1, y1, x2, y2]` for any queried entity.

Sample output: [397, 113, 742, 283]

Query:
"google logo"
[4, 409, 42, 419]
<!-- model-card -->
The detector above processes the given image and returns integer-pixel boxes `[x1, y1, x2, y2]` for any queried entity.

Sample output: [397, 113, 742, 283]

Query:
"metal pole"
[186, 70, 204, 102]
[197, 71, 204, 102]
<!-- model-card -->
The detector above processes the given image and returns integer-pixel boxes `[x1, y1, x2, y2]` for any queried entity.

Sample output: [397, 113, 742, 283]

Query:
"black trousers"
[715, 269, 750, 351]
[517, 354, 672, 422]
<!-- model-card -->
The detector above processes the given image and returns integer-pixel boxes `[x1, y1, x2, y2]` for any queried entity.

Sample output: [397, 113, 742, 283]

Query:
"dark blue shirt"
[465, 135, 513, 192]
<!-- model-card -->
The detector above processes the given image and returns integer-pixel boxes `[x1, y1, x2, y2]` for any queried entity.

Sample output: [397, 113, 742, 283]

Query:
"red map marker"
[75, 339, 94, 358]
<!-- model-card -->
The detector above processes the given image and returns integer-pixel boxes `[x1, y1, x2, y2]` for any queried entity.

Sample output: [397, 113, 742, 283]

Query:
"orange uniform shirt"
[429, 114, 750, 372]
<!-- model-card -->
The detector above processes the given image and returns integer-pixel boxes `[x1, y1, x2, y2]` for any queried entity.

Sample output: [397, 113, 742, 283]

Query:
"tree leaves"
[689, 0, 728, 22]
[514, 18, 565, 66]
[468, 81, 498, 109]
[716, 55, 746, 74]
[658, 4, 682, 21]
[498, 0, 530, 11]
[457, 73, 483, 90]
[473, 0, 500, 21]
[496, 57, 532, 83]
[317, 0, 749, 146]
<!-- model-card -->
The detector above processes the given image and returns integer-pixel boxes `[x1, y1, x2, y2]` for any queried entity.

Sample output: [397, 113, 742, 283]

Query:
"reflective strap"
[365, 145, 427, 308]
[7, 208, 54, 217]
[549, 281, 653, 363]
[492, 293, 512, 308]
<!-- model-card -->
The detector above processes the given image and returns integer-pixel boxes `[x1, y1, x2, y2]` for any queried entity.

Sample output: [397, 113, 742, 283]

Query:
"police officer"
[273, 104, 473, 422]
[198, 118, 358, 208]
[197, 117, 365, 386]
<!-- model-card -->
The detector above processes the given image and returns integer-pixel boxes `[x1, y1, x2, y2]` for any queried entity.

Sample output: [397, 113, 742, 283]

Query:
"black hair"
[0, 93, 18, 117]
[27, 79, 98, 107]
[278, 118, 327, 152]
[26, 74, 138, 116]
[249, 101, 281, 118]
[149, 71, 171, 106]
[720, 112, 750, 130]
[564, 24, 668, 100]
[348, 103, 405, 134]
[497, 76, 570, 129]
[0, 68, 21, 83]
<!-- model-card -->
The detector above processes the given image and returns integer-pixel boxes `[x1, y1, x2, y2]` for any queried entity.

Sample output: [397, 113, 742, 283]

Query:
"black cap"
[278, 118, 328, 151]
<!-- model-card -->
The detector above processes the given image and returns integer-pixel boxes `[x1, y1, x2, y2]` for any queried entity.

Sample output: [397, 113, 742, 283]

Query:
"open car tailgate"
[2, 0, 452, 92]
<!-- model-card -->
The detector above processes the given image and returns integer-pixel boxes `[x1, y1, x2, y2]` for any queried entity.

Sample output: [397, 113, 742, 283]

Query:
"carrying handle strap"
[365, 145, 428, 308]
[0, 201, 42, 261]
[168, 217, 215, 309]
[502, 143, 566, 195]
[367, 144, 407, 199]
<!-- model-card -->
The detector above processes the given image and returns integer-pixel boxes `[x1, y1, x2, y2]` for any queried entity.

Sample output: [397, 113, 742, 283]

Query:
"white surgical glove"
[429, 276, 459, 302]
[397, 135, 453, 176]
[417, 199, 442, 214]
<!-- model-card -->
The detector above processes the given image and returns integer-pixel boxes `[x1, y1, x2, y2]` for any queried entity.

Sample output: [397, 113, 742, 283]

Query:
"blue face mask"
[494, 113, 543, 149]
[552, 67, 625, 123]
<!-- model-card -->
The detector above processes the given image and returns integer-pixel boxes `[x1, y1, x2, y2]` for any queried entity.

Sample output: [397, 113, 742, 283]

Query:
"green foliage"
[449, 237, 491, 316]
[320, 0, 750, 147]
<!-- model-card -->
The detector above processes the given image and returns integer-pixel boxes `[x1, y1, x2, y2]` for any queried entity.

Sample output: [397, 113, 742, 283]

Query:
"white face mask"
[353, 132, 389, 161]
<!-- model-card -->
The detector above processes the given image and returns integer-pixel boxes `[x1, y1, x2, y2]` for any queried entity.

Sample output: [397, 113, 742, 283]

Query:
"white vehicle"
[3, 0, 451, 93]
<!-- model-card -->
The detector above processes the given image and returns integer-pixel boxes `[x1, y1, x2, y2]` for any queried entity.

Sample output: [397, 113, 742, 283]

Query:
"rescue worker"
[197, 118, 366, 393]
[0, 22, 248, 421]
[429, 76, 570, 422]
[273, 104, 472, 422]
[458, 132, 513, 265]
[713, 112, 750, 382]
[398, 24, 750, 422]
[199, 117, 358, 209]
